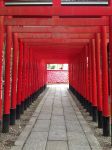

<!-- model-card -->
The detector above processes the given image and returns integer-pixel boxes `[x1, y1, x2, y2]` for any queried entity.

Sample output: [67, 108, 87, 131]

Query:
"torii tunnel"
[0, 0, 111, 139]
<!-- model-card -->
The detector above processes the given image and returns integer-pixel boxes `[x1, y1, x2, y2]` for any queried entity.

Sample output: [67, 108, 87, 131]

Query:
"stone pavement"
[11, 84, 102, 150]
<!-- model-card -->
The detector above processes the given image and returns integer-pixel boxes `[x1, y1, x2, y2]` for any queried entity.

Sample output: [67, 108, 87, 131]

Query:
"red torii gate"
[0, 0, 111, 140]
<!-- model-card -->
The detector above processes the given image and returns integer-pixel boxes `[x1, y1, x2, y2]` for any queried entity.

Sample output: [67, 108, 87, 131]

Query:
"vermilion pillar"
[109, 0, 112, 6]
[21, 45, 25, 109]
[26, 46, 30, 107]
[101, 26, 110, 136]
[95, 33, 103, 128]
[10, 33, 18, 125]
[91, 39, 97, 122]
[16, 40, 23, 119]
[53, 0, 61, 6]
[109, 0, 112, 141]
[109, 15, 112, 142]
[22, 45, 27, 109]
[0, 15, 4, 129]
[85, 45, 89, 110]
[20, 43, 24, 114]
[28, 48, 32, 103]
[2, 25, 12, 133]
[88, 43, 92, 115]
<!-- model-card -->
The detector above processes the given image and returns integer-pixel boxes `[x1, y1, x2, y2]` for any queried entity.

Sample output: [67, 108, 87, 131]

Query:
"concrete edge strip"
[11, 88, 50, 150]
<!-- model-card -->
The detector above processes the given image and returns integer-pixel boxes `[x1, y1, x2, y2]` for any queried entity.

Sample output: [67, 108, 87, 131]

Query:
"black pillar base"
[89, 103, 92, 116]
[103, 116, 110, 136]
[27, 97, 30, 107]
[33, 94, 36, 101]
[92, 106, 97, 122]
[98, 111, 102, 128]
[0, 119, 2, 132]
[30, 96, 33, 103]
[2, 114, 10, 133]
[25, 99, 28, 108]
[27, 97, 31, 107]
[16, 104, 21, 119]
[44, 84, 46, 90]
[83, 98, 86, 109]
[20, 102, 24, 114]
[10, 108, 16, 125]
[29, 97, 32, 105]
[24, 100, 27, 110]
[85, 100, 89, 111]
[32, 93, 35, 102]
[88, 102, 91, 114]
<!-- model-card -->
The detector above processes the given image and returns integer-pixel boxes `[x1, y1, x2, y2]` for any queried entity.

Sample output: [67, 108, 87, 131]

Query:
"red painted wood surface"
[0, 6, 112, 16]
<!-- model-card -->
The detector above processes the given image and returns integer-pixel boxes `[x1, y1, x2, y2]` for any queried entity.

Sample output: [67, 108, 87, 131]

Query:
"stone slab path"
[11, 84, 102, 150]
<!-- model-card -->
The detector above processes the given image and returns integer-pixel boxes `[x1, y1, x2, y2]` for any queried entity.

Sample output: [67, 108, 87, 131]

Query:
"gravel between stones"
[0, 89, 48, 150]
[69, 91, 112, 150]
